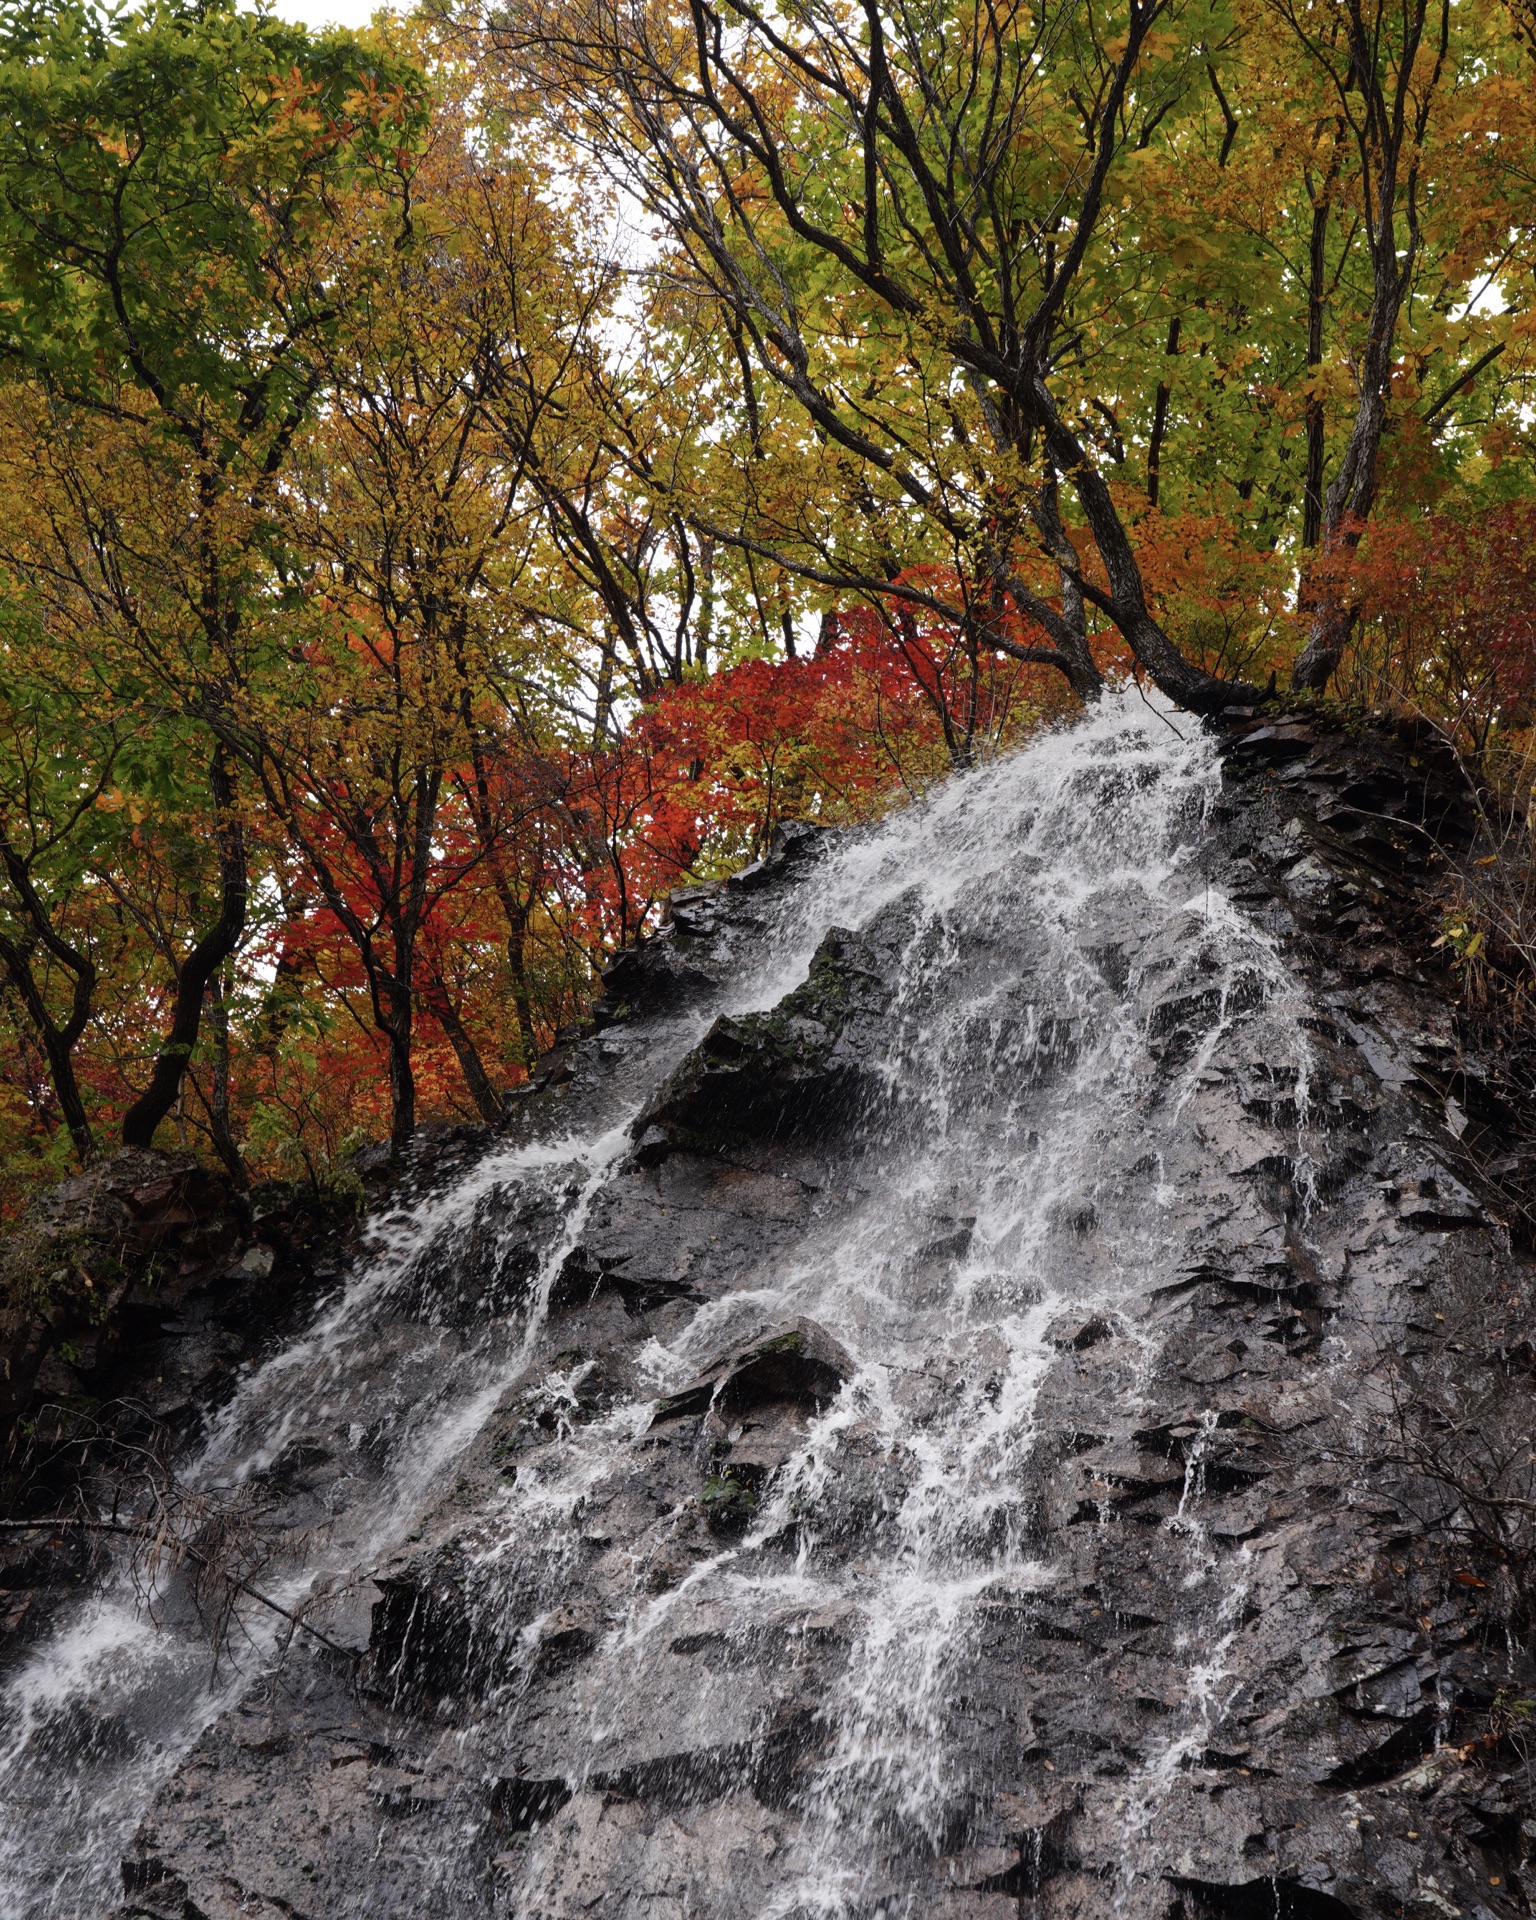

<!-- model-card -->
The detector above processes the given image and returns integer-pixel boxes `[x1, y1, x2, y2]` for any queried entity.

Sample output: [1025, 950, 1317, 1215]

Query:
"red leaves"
[1339, 503, 1536, 739]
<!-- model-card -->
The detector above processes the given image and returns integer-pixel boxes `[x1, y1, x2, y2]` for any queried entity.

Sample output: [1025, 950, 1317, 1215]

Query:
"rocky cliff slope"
[4, 696, 1535, 1920]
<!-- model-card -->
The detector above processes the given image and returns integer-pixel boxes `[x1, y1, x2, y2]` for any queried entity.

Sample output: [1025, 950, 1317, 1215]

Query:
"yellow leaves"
[1433, 915, 1485, 965]
[87, 125, 137, 166]
[1169, 235, 1218, 271]
[94, 788, 149, 823]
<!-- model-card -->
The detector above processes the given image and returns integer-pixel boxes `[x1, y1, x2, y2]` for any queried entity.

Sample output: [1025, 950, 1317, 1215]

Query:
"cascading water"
[0, 691, 1327, 1919]
[0, 1121, 642, 1919]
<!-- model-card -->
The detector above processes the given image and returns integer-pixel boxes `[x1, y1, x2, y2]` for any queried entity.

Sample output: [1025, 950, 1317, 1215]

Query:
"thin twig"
[0, 1517, 359, 1659]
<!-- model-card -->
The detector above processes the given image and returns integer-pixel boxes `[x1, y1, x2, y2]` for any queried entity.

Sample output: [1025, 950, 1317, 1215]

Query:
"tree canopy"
[0, 0, 1532, 1198]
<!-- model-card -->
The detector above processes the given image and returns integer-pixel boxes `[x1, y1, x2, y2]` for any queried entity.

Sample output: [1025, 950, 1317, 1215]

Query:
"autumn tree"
[490, 0, 1284, 713]
[1264, 0, 1448, 689]
[254, 65, 632, 1141]
[0, 0, 426, 1156]
[0, 592, 116, 1162]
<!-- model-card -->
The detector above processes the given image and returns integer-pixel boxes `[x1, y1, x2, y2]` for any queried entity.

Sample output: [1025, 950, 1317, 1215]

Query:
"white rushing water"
[451, 690, 1317, 1917]
[0, 689, 1318, 1918]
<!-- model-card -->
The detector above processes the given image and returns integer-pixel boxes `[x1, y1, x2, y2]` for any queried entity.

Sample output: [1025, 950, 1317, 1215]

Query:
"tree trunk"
[1146, 315, 1181, 509]
[426, 975, 505, 1124]
[123, 748, 248, 1149]
[203, 967, 247, 1187]
[1037, 389, 1260, 714]
[505, 906, 538, 1070]
[386, 985, 416, 1153]
[1289, 0, 1445, 694]
[1301, 165, 1335, 550]
[0, 929, 96, 1161]
[1034, 466, 1102, 702]
[0, 833, 98, 1162]
[1290, 278, 1400, 692]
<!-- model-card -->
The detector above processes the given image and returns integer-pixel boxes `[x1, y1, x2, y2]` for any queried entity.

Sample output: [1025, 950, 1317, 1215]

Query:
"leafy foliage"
[0, 0, 1531, 1202]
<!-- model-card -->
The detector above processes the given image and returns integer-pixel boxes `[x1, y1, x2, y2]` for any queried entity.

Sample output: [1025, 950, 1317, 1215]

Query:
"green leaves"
[0, 0, 426, 433]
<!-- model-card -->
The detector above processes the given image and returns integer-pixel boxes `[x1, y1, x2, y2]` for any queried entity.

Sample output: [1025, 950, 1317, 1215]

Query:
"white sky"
[271, 0, 386, 30]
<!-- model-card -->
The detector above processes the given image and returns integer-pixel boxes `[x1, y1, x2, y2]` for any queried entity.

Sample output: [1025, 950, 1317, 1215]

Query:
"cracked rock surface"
[4, 696, 1536, 1920]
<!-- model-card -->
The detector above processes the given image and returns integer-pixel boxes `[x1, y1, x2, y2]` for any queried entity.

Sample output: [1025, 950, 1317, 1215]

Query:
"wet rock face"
[632, 927, 894, 1163]
[652, 1318, 855, 1424]
[1, 1150, 244, 1437]
[0, 1152, 348, 1446]
[15, 702, 1536, 1920]
[0, 1151, 350, 1665]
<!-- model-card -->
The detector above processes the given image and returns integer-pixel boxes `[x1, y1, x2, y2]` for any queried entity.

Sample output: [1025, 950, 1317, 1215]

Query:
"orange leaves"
[1330, 503, 1536, 744]
[1131, 509, 1296, 686]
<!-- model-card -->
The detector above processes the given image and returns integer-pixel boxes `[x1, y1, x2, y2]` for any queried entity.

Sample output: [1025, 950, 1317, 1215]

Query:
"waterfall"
[0, 690, 1323, 1919]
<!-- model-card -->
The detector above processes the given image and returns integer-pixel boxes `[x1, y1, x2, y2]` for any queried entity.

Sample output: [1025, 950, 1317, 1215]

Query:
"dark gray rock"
[12, 710, 1536, 1920]
[652, 1318, 854, 1424]
[631, 926, 893, 1162]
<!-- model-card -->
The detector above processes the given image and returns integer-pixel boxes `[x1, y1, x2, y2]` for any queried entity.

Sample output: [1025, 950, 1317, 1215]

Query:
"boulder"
[631, 926, 891, 1161]
[651, 1318, 855, 1424]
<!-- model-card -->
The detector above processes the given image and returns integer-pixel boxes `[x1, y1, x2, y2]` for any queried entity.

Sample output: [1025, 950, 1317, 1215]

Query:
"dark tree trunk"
[1033, 465, 1102, 703]
[1146, 315, 1181, 509]
[1302, 170, 1335, 550]
[202, 967, 247, 1187]
[1037, 389, 1260, 714]
[123, 748, 248, 1149]
[0, 929, 96, 1162]
[505, 907, 538, 1070]
[0, 833, 98, 1162]
[1290, 0, 1447, 693]
[1290, 279, 1400, 693]
[386, 986, 416, 1153]
[427, 976, 505, 1124]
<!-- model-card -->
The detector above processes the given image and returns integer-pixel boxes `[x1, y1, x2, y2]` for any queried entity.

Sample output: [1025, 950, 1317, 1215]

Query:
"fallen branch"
[0, 1516, 359, 1659]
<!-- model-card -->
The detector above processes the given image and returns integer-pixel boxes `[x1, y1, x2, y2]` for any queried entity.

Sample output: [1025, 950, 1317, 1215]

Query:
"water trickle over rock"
[1, 691, 1532, 1920]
